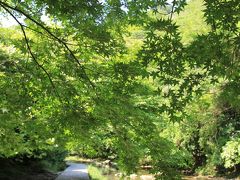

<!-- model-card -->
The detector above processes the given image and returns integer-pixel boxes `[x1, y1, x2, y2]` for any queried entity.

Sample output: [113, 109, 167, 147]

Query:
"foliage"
[221, 137, 240, 169]
[0, 0, 240, 179]
[88, 165, 108, 180]
[162, 81, 240, 175]
[39, 148, 67, 172]
[175, 0, 210, 44]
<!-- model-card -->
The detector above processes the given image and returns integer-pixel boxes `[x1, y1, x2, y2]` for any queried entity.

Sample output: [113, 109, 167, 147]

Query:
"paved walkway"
[56, 163, 90, 180]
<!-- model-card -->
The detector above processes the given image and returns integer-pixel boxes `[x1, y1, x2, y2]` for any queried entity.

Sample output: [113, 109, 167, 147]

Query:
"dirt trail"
[55, 163, 89, 180]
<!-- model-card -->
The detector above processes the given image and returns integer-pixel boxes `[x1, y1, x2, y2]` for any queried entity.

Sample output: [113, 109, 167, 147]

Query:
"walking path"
[55, 163, 90, 180]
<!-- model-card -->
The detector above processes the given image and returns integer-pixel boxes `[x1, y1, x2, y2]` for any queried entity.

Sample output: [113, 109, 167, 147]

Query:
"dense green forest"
[0, 0, 239, 179]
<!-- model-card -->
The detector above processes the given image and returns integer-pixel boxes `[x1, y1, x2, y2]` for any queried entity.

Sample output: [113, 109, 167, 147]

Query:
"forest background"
[0, 0, 239, 179]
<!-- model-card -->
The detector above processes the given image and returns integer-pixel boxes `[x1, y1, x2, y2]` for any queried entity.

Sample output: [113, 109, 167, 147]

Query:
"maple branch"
[0, 4, 61, 99]
[0, 1, 95, 88]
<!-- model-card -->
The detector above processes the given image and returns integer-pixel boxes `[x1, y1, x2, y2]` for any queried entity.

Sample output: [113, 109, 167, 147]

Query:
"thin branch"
[169, 0, 176, 22]
[22, 25, 81, 47]
[0, 4, 61, 99]
[157, 12, 172, 16]
[0, 1, 95, 88]
[22, 24, 44, 35]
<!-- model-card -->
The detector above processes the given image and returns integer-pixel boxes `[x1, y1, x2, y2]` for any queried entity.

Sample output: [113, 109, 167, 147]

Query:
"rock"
[140, 175, 155, 180]
[95, 162, 102, 167]
[130, 173, 138, 179]
[115, 173, 123, 177]
[110, 162, 118, 169]
[103, 160, 111, 164]
[104, 164, 110, 169]
[141, 165, 152, 170]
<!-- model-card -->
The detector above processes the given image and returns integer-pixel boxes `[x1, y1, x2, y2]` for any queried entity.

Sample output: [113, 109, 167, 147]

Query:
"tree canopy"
[0, 0, 240, 179]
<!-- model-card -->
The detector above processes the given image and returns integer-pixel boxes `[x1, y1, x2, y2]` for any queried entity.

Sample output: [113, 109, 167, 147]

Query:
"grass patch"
[88, 165, 108, 180]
